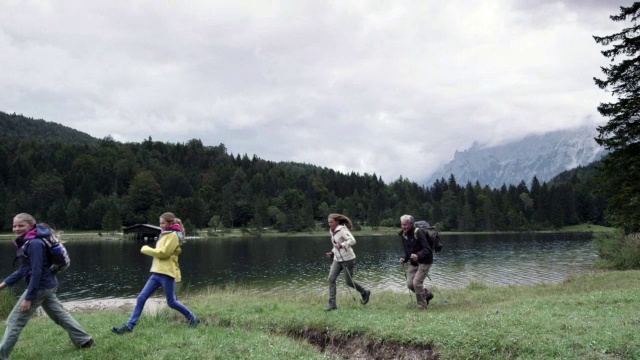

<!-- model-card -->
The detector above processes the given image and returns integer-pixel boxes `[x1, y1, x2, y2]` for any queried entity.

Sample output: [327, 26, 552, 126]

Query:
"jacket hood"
[26, 224, 52, 240]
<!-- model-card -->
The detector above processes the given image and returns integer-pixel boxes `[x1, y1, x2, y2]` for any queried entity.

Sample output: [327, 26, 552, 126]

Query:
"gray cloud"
[0, 0, 625, 183]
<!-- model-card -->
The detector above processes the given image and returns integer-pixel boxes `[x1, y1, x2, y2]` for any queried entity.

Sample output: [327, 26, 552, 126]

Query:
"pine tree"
[594, 2, 640, 232]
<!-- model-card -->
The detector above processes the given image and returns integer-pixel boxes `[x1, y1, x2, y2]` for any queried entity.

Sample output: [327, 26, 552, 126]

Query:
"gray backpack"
[414, 220, 443, 253]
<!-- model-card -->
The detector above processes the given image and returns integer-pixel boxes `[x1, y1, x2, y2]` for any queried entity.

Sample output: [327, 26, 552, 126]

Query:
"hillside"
[0, 112, 608, 232]
[0, 111, 97, 144]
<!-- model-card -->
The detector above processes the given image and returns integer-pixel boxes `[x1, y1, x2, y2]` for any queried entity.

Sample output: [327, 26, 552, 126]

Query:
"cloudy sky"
[0, 0, 627, 183]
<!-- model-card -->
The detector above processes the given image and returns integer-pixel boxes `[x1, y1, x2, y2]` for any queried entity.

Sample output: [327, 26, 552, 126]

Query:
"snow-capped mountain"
[426, 126, 606, 188]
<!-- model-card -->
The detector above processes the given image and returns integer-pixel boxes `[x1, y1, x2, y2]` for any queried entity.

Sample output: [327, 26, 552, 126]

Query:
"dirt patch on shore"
[292, 328, 438, 360]
[206, 316, 440, 360]
[58, 300, 438, 359]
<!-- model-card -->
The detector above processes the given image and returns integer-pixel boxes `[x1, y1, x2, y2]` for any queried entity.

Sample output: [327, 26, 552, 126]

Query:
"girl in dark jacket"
[0, 213, 94, 359]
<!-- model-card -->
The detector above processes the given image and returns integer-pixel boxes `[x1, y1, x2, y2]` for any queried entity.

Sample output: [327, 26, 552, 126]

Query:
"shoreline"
[59, 297, 165, 314]
[0, 224, 616, 240]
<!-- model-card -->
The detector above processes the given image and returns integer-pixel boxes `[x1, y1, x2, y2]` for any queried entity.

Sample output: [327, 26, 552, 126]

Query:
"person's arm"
[141, 232, 179, 259]
[1, 266, 28, 290]
[399, 236, 410, 263]
[336, 228, 356, 249]
[415, 229, 432, 259]
[20, 240, 46, 311]
[343, 229, 356, 247]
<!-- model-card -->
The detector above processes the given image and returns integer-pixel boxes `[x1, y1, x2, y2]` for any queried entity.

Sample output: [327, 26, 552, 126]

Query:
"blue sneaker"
[188, 317, 201, 328]
[111, 325, 132, 334]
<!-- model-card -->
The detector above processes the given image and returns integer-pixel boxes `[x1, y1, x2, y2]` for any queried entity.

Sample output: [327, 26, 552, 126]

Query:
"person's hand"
[399, 258, 405, 264]
[20, 300, 32, 312]
[333, 243, 341, 249]
[326, 252, 334, 258]
[410, 253, 418, 261]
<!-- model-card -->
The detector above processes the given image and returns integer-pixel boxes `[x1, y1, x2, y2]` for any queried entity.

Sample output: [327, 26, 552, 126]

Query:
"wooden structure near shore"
[123, 224, 162, 241]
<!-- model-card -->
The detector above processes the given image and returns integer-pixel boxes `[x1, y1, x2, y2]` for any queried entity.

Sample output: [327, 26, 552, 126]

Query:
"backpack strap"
[414, 227, 436, 251]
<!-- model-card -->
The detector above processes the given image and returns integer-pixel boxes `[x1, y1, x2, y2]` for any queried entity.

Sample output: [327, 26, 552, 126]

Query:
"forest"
[0, 111, 606, 233]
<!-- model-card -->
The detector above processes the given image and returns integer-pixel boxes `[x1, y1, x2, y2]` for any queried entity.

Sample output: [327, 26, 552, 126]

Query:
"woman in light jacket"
[111, 212, 199, 334]
[324, 213, 371, 311]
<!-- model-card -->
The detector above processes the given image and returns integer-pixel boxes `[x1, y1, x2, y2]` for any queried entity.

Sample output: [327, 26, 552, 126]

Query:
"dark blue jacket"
[3, 224, 58, 300]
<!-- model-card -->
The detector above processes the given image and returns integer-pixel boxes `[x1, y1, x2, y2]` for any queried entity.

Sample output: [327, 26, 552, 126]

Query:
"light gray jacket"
[330, 225, 357, 262]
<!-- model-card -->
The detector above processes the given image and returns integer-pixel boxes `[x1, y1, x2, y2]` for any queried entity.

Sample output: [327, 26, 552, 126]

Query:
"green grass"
[3, 270, 638, 359]
[557, 224, 617, 233]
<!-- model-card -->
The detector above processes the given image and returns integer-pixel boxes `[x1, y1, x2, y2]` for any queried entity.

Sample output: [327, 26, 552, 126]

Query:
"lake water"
[0, 232, 598, 301]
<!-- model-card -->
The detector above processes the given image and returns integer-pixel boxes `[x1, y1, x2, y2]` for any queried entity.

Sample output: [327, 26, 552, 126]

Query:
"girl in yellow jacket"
[111, 212, 200, 334]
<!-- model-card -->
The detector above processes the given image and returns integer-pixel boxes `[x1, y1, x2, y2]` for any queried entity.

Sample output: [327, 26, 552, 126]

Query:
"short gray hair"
[400, 214, 414, 224]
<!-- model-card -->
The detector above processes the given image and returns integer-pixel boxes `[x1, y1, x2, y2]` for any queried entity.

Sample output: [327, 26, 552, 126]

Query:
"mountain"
[426, 126, 606, 188]
[0, 111, 97, 144]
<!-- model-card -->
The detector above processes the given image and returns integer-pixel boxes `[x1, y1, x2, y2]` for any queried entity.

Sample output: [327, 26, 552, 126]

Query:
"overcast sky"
[0, 0, 627, 183]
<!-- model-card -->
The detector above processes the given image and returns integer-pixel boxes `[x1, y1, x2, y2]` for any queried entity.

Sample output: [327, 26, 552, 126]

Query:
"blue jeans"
[0, 288, 92, 359]
[126, 273, 195, 329]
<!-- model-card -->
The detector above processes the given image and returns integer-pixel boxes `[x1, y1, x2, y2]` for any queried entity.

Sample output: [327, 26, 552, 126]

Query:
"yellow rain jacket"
[141, 230, 182, 282]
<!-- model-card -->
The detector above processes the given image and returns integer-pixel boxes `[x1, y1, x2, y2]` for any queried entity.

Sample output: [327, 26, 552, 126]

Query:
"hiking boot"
[80, 338, 95, 349]
[424, 290, 434, 305]
[360, 290, 371, 305]
[325, 301, 337, 311]
[416, 292, 427, 310]
[111, 325, 133, 334]
[188, 317, 201, 328]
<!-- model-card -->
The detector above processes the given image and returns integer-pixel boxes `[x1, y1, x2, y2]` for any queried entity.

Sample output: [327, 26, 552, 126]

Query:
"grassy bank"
[0, 224, 616, 241]
[3, 270, 638, 359]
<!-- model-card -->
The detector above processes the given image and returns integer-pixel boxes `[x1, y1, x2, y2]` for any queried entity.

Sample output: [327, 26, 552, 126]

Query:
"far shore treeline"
[0, 111, 606, 233]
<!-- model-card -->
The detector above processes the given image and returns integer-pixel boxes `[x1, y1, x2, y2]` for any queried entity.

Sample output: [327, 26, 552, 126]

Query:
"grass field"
[1, 270, 638, 359]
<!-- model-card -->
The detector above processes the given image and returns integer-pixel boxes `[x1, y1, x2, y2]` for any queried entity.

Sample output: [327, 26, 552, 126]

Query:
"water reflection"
[0, 233, 597, 301]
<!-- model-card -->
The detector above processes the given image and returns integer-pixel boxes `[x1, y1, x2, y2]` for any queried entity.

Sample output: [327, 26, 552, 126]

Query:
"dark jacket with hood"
[399, 225, 433, 266]
[3, 224, 58, 300]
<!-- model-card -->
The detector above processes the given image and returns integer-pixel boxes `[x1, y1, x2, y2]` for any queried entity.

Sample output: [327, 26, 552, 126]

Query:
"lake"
[0, 232, 598, 301]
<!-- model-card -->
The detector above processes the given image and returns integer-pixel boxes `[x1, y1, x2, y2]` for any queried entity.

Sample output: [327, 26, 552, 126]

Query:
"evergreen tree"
[102, 198, 122, 233]
[441, 189, 459, 230]
[594, 2, 640, 232]
[65, 198, 83, 230]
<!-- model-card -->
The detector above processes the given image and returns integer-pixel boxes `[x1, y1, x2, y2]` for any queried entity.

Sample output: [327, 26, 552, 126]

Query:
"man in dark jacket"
[399, 214, 434, 310]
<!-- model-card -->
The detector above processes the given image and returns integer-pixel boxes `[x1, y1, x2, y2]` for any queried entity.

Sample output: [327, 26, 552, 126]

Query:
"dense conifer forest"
[0, 111, 606, 233]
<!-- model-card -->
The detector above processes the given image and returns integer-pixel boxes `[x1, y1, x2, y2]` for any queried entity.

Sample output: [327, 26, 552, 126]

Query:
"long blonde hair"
[175, 218, 185, 233]
[328, 213, 353, 229]
[14, 213, 36, 228]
